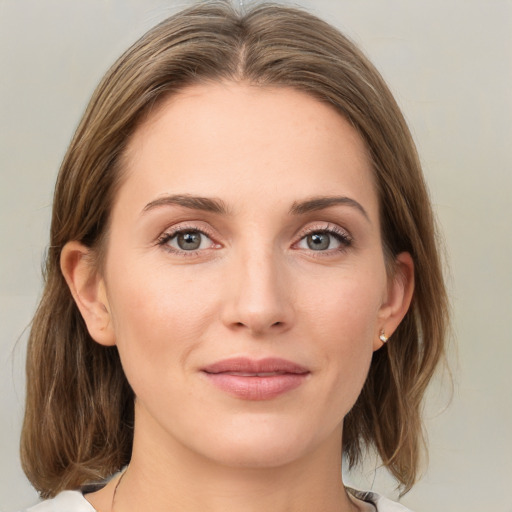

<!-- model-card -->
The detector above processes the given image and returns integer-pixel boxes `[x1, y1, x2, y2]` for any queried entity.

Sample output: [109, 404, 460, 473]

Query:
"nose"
[220, 248, 294, 336]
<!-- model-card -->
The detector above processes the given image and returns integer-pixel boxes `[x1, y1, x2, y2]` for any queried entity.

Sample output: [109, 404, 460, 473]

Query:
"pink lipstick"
[201, 357, 310, 400]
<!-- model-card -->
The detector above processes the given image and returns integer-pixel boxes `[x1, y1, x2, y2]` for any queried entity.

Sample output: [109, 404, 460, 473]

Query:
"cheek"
[108, 254, 218, 331]
[300, 264, 384, 342]
[299, 267, 384, 402]
[104, 261, 218, 392]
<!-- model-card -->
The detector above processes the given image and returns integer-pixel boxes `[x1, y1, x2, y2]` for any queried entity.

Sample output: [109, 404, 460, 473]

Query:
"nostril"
[233, 320, 284, 330]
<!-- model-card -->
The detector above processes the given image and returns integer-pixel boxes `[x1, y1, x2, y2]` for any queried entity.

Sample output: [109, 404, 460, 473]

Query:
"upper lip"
[202, 357, 310, 375]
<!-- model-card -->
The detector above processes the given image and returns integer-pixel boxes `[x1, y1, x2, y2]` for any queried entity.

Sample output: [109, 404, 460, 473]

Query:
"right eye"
[298, 231, 343, 251]
[159, 229, 216, 253]
[294, 226, 352, 254]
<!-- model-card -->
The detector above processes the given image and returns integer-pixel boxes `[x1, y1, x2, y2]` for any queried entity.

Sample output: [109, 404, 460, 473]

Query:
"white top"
[349, 488, 413, 511]
[21, 488, 413, 512]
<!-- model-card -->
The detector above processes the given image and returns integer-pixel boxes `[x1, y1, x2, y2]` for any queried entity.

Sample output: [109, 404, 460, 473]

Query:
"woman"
[20, 2, 448, 511]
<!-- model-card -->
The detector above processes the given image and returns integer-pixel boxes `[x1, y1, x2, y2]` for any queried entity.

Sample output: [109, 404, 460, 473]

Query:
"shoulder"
[348, 488, 415, 512]
[20, 491, 96, 512]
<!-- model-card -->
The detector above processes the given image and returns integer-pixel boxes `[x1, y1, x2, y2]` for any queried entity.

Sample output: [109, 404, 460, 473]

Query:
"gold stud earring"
[379, 331, 388, 344]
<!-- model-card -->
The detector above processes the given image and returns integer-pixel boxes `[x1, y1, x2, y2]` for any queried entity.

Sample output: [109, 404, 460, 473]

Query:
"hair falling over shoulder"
[21, 0, 449, 499]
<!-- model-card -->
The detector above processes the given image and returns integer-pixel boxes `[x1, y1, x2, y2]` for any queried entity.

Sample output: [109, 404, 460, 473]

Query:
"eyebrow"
[289, 196, 370, 222]
[142, 194, 229, 215]
[141, 193, 369, 222]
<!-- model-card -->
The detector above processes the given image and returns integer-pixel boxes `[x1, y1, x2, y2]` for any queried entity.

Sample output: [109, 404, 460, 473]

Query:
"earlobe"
[60, 241, 116, 346]
[374, 252, 415, 351]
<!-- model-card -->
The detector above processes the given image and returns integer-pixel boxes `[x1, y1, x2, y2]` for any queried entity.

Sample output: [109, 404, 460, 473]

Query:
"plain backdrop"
[1, 1, 511, 511]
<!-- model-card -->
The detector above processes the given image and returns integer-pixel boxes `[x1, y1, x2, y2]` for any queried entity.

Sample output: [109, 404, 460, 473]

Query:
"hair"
[21, 0, 448, 499]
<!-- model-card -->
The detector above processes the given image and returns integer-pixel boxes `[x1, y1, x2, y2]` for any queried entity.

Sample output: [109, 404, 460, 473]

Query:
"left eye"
[165, 230, 213, 251]
[297, 231, 344, 251]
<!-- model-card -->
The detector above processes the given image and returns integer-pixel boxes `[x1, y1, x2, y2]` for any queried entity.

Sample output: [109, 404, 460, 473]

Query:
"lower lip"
[203, 372, 308, 400]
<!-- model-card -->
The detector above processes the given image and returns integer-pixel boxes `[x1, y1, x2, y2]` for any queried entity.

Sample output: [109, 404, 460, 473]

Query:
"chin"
[190, 417, 328, 470]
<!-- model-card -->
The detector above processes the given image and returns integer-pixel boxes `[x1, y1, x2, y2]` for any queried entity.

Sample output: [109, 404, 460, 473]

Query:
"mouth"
[201, 357, 310, 400]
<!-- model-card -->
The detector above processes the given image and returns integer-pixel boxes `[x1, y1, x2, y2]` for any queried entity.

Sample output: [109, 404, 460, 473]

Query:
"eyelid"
[154, 220, 352, 256]
[292, 222, 353, 252]
[296, 222, 352, 240]
[155, 222, 221, 255]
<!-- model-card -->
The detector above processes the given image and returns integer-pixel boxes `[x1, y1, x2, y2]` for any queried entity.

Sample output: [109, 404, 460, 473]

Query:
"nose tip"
[221, 254, 294, 336]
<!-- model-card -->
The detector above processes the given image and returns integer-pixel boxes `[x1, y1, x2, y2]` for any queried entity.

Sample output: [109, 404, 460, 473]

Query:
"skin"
[62, 83, 414, 512]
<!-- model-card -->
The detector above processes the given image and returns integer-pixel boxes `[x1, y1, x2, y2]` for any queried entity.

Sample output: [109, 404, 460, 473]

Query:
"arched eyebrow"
[289, 196, 370, 223]
[141, 193, 369, 222]
[142, 194, 230, 215]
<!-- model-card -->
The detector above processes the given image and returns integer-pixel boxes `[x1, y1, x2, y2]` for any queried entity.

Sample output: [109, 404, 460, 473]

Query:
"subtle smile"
[201, 357, 310, 400]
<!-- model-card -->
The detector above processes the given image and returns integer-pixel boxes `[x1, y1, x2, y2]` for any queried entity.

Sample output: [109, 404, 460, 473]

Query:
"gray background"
[1, 1, 511, 510]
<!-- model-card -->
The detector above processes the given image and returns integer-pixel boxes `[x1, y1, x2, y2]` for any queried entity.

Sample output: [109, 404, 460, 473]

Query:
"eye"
[159, 229, 215, 252]
[307, 232, 334, 250]
[295, 228, 352, 252]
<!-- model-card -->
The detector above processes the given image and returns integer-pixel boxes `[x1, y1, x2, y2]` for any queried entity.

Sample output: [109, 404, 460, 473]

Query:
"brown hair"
[21, 0, 448, 498]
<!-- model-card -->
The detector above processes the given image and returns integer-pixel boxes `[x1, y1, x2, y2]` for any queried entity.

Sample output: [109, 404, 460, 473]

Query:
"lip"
[201, 357, 310, 401]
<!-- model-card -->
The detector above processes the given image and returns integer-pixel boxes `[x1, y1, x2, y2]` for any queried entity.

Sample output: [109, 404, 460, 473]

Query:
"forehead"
[117, 82, 377, 218]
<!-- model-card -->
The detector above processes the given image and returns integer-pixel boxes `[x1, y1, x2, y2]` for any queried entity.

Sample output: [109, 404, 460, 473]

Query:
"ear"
[374, 252, 415, 351]
[60, 241, 116, 346]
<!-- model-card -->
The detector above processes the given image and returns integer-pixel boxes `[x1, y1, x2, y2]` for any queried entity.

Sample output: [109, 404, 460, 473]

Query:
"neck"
[107, 413, 357, 512]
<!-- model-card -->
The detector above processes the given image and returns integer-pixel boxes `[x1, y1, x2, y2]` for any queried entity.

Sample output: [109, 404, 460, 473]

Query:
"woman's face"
[91, 83, 408, 468]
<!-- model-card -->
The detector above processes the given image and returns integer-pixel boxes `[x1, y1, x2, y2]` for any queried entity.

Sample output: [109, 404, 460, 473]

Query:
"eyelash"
[156, 224, 218, 257]
[294, 224, 353, 255]
[156, 223, 353, 257]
